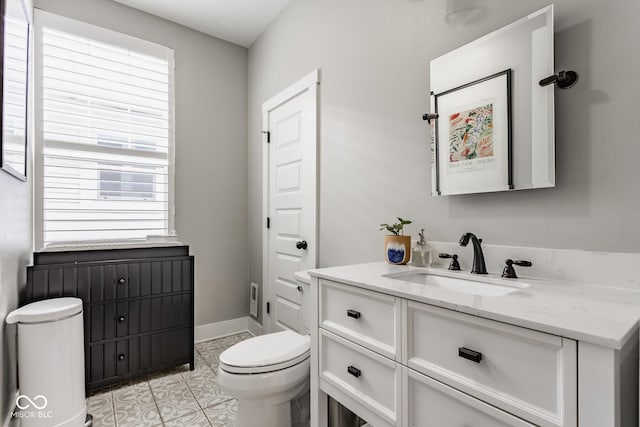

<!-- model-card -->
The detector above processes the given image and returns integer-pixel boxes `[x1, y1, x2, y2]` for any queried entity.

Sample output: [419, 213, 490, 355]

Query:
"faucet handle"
[501, 259, 532, 279]
[439, 253, 461, 271]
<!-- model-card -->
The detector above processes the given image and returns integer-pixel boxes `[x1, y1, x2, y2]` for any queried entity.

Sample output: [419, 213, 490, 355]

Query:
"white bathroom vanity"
[308, 257, 640, 427]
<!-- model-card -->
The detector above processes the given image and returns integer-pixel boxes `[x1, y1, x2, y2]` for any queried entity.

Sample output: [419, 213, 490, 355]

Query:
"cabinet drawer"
[405, 301, 577, 427]
[320, 279, 401, 359]
[88, 327, 192, 388]
[88, 335, 151, 385]
[85, 259, 192, 303]
[319, 329, 400, 425]
[405, 367, 535, 427]
[88, 294, 192, 342]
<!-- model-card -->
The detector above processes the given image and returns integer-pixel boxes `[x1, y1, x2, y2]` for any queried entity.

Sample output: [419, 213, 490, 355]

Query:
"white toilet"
[217, 271, 312, 427]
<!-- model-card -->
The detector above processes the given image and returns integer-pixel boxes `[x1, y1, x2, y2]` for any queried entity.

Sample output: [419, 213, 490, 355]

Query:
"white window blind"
[34, 11, 175, 248]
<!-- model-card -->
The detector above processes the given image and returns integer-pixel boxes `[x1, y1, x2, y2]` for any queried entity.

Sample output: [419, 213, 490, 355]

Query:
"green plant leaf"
[380, 217, 411, 235]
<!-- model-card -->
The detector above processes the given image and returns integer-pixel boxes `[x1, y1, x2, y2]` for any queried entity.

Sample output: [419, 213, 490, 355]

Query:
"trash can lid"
[5, 297, 83, 324]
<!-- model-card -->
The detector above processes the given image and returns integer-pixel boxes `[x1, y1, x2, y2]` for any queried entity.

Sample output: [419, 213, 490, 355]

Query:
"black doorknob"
[118, 354, 125, 361]
[296, 240, 308, 250]
[118, 316, 126, 323]
[118, 278, 126, 285]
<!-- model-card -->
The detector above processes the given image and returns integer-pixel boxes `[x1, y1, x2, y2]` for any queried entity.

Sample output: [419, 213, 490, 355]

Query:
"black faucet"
[459, 232, 487, 274]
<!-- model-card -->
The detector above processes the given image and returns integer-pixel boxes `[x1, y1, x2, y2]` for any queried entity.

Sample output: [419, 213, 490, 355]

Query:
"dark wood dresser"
[25, 245, 194, 393]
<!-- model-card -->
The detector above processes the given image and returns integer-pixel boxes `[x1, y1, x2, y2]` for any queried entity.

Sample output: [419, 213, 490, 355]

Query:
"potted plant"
[379, 217, 412, 265]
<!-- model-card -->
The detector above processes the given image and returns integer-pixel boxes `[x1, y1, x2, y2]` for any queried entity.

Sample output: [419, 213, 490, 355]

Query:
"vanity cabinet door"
[405, 301, 577, 427]
[404, 367, 535, 427]
[319, 329, 401, 426]
[320, 279, 401, 359]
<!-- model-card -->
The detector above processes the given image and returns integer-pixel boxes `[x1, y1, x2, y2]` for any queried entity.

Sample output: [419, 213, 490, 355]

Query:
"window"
[34, 11, 175, 248]
[98, 165, 155, 201]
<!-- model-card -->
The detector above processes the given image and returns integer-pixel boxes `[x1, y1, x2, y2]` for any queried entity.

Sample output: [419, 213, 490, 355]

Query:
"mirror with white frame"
[430, 5, 554, 196]
[0, 0, 29, 181]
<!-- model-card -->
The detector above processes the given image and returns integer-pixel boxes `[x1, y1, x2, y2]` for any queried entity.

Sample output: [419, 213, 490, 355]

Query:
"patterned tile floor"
[88, 332, 252, 427]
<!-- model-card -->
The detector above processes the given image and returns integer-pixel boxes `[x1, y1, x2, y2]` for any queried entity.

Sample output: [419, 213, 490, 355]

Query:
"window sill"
[38, 236, 182, 253]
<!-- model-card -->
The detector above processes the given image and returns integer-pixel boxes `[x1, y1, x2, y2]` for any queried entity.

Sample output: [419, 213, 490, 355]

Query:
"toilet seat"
[219, 329, 310, 374]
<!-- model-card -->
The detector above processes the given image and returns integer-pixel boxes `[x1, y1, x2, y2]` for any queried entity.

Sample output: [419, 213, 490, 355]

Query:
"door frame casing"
[261, 69, 320, 332]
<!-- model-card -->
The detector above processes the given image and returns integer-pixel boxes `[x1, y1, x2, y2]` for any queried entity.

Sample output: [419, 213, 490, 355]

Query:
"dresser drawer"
[319, 329, 400, 426]
[86, 259, 192, 303]
[405, 367, 535, 427]
[87, 294, 192, 342]
[88, 327, 192, 388]
[320, 279, 401, 359]
[405, 301, 577, 427]
[88, 335, 151, 385]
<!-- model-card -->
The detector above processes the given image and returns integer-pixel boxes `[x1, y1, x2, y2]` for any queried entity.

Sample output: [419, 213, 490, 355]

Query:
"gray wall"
[34, 0, 250, 326]
[0, 177, 31, 426]
[248, 0, 640, 322]
[0, 0, 33, 419]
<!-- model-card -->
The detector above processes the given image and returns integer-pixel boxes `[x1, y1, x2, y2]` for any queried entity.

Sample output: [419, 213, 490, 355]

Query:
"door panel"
[265, 75, 317, 333]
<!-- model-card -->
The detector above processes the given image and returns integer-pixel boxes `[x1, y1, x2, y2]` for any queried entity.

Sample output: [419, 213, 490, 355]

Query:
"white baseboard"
[248, 317, 263, 336]
[195, 317, 261, 343]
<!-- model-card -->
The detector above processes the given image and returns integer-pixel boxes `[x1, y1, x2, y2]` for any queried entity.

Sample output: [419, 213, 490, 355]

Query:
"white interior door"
[263, 70, 319, 333]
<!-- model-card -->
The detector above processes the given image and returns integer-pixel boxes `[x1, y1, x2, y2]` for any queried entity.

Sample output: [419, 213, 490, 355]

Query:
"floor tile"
[88, 384, 112, 396]
[164, 409, 212, 427]
[86, 389, 115, 427]
[151, 376, 201, 423]
[147, 368, 184, 389]
[112, 380, 161, 427]
[84, 333, 251, 427]
[91, 410, 117, 427]
[216, 333, 251, 350]
[87, 388, 112, 412]
[181, 362, 216, 385]
[195, 340, 219, 352]
[200, 355, 222, 371]
[112, 380, 155, 407]
[191, 335, 244, 409]
[204, 399, 238, 426]
[187, 374, 233, 409]
[113, 402, 162, 427]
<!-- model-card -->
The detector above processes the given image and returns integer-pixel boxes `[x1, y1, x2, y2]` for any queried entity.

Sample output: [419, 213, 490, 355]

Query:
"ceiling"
[112, 0, 292, 47]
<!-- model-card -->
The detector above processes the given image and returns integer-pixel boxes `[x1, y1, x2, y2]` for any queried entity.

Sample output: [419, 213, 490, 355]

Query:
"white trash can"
[6, 297, 88, 426]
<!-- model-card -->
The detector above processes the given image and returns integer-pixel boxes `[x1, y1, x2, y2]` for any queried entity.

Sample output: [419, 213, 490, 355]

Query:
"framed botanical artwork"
[433, 69, 512, 195]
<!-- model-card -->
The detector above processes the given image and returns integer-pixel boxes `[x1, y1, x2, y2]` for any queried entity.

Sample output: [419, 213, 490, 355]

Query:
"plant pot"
[384, 235, 411, 265]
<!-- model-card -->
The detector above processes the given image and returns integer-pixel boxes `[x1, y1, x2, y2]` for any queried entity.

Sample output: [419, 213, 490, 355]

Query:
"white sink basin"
[383, 271, 529, 296]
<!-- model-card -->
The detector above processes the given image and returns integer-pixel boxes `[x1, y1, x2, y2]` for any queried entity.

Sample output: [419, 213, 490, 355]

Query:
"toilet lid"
[219, 330, 310, 374]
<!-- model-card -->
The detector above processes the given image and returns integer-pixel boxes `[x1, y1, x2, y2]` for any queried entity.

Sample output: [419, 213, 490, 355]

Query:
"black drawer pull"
[347, 365, 361, 378]
[118, 278, 126, 286]
[118, 354, 125, 362]
[118, 316, 126, 323]
[458, 347, 482, 363]
[347, 309, 361, 319]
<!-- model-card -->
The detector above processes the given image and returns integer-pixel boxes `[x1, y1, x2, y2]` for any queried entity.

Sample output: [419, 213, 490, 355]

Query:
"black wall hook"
[422, 113, 439, 124]
[539, 70, 579, 89]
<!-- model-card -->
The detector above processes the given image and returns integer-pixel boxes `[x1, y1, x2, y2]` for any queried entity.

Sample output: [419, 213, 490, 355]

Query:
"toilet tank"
[294, 270, 312, 334]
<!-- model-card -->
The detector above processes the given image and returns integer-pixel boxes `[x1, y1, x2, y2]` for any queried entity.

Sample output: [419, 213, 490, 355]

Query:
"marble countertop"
[308, 262, 640, 350]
